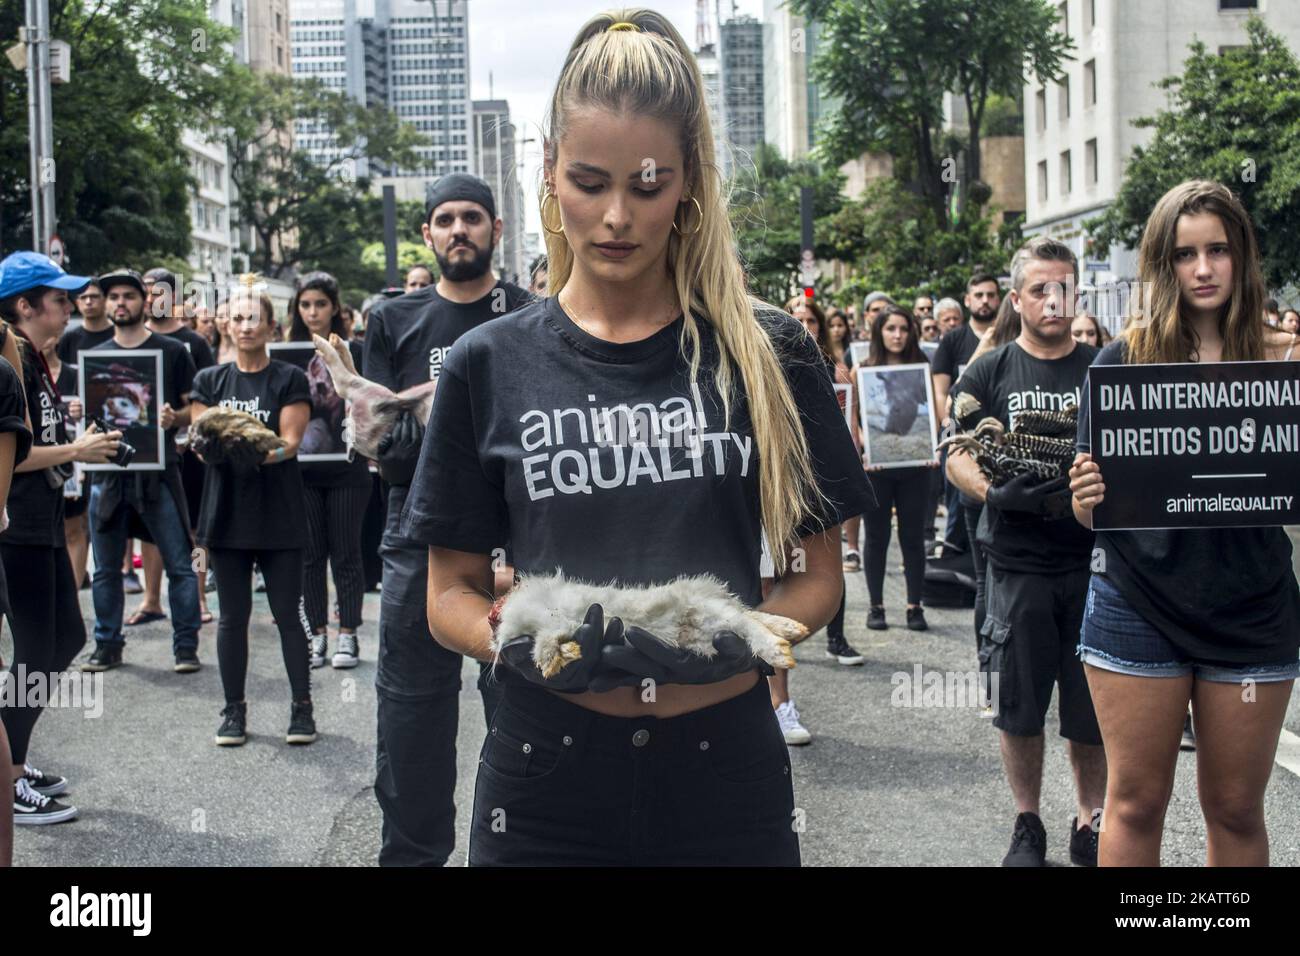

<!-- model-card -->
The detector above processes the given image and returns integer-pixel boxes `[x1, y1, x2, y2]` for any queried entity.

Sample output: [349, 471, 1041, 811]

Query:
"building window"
[276, 12, 283, 34]
[1084, 59, 1096, 107]
[1059, 74, 1070, 119]
[1085, 138, 1098, 186]
[1037, 160, 1048, 203]
[1085, 0, 1095, 30]
[277, 46, 283, 67]
[1060, 150, 1072, 195]
[1218, 1, 1257, 8]
[1058, 1, 1068, 36]
[1035, 87, 1047, 132]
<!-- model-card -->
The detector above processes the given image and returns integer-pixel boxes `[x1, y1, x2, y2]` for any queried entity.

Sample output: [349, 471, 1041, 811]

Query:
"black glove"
[496, 603, 626, 694]
[589, 626, 773, 691]
[986, 472, 1071, 517]
[376, 411, 424, 486]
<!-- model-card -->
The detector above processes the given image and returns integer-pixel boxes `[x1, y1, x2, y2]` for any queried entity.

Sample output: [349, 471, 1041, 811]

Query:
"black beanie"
[424, 173, 496, 223]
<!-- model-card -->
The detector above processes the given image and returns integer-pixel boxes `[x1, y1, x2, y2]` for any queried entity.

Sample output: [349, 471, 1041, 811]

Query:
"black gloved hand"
[588, 627, 772, 691]
[985, 472, 1070, 516]
[496, 604, 626, 694]
[376, 411, 425, 487]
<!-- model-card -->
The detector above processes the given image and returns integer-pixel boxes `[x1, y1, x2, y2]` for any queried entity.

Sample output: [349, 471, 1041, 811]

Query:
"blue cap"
[0, 251, 92, 300]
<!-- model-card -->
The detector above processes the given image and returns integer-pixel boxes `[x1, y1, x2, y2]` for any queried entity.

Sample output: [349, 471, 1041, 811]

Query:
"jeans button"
[562, 735, 573, 746]
[522, 742, 532, 754]
[699, 740, 709, 751]
[632, 729, 650, 747]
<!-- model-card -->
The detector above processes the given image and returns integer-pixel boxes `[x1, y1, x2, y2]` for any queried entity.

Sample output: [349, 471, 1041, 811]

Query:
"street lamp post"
[23, 0, 56, 254]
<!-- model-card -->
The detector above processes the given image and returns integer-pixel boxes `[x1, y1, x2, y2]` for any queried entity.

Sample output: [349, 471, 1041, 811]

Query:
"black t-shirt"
[55, 360, 78, 398]
[4, 339, 71, 547]
[399, 298, 874, 609]
[298, 339, 371, 488]
[363, 280, 534, 393]
[56, 323, 114, 365]
[952, 340, 1098, 573]
[1078, 339, 1300, 665]
[160, 324, 216, 372]
[88, 332, 196, 465]
[190, 360, 311, 550]
[0, 355, 31, 468]
[931, 323, 981, 382]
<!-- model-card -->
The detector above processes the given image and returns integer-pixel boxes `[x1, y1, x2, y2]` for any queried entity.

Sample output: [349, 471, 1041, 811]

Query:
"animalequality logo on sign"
[1089, 361, 1300, 529]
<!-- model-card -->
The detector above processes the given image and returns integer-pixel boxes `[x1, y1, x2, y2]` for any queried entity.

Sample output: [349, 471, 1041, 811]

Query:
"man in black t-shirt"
[363, 173, 533, 867]
[947, 238, 1105, 868]
[57, 279, 115, 364]
[138, 268, 216, 625]
[81, 270, 203, 675]
[932, 272, 1002, 552]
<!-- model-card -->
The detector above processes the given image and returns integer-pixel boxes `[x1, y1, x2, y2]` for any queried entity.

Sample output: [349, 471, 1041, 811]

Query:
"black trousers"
[302, 482, 368, 631]
[964, 502, 989, 656]
[469, 678, 800, 866]
[862, 466, 930, 606]
[210, 547, 310, 705]
[0, 543, 85, 765]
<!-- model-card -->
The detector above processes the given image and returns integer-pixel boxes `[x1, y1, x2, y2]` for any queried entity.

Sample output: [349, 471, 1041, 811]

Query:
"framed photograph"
[78, 350, 165, 471]
[833, 382, 853, 429]
[267, 341, 352, 462]
[849, 341, 871, 367]
[856, 363, 938, 469]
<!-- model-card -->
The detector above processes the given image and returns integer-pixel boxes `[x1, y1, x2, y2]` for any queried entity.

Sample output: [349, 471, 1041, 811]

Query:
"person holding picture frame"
[857, 305, 938, 633]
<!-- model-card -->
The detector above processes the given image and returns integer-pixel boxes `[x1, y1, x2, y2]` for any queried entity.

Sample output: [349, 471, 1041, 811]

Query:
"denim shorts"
[1078, 573, 1300, 683]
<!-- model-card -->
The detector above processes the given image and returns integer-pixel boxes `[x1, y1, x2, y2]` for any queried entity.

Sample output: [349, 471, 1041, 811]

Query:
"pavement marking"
[1277, 729, 1300, 780]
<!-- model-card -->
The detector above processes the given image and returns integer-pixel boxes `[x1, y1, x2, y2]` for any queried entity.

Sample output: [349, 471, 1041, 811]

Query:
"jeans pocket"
[978, 616, 1016, 710]
[700, 729, 790, 787]
[479, 705, 572, 784]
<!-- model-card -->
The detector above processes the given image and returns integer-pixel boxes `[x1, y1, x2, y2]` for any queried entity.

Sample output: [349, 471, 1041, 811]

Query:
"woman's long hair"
[989, 295, 1021, 348]
[287, 271, 347, 342]
[784, 295, 832, 363]
[541, 8, 820, 571]
[867, 306, 926, 366]
[1123, 180, 1266, 364]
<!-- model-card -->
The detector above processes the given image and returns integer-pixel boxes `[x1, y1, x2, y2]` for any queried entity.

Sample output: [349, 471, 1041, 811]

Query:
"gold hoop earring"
[541, 192, 565, 236]
[673, 195, 704, 237]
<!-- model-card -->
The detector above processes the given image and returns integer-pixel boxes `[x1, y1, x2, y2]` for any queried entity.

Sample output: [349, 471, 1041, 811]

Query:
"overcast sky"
[464, 0, 766, 239]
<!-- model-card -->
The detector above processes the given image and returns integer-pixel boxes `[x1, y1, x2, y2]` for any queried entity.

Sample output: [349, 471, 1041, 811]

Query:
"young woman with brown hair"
[1071, 180, 1299, 865]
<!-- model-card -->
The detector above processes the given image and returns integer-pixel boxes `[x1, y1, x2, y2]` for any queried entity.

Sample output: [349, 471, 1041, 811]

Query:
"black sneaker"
[1180, 713, 1196, 751]
[21, 763, 68, 797]
[825, 634, 865, 665]
[867, 606, 887, 630]
[174, 648, 201, 673]
[286, 699, 317, 745]
[1002, 811, 1047, 867]
[215, 702, 247, 746]
[906, 606, 929, 631]
[13, 778, 78, 825]
[331, 631, 359, 669]
[1069, 815, 1099, 867]
[309, 632, 328, 669]
[81, 642, 123, 672]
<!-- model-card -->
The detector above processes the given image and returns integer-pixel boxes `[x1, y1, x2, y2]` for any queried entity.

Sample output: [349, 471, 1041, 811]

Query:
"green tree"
[791, 0, 1070, 226]
[729, 144, 865, 303]
[221, 73, 426, 278]
[0, 0, 241, 269]
[1087, 17, 1300, 291]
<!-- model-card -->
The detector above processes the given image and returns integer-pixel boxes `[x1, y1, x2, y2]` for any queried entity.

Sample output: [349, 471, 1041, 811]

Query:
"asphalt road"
[7, 528, 1300, 867]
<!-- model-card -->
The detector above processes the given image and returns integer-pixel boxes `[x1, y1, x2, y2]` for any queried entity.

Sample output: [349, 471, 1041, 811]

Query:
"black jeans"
[862, 466, 930, 606]
[0, 543, 85, 765]
[374, 485, 465, 867]
[210, 547, 310, 705]
[963, 502, 988, 656]
[469, 678, 800, 866]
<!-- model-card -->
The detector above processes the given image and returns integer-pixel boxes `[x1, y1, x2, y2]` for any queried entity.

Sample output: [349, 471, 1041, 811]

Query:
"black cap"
[424, 172, 496, 222]
[98, 269, 146, 295]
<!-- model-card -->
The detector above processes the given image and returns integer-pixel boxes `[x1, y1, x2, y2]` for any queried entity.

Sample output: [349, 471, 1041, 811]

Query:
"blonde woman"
[400, 9, 870, 866]
[1071, 180, 1299, 865]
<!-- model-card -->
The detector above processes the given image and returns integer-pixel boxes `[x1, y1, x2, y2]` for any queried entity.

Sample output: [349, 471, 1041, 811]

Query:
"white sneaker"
[775, 700, 812, 746]
[331, 631, 359, 669]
